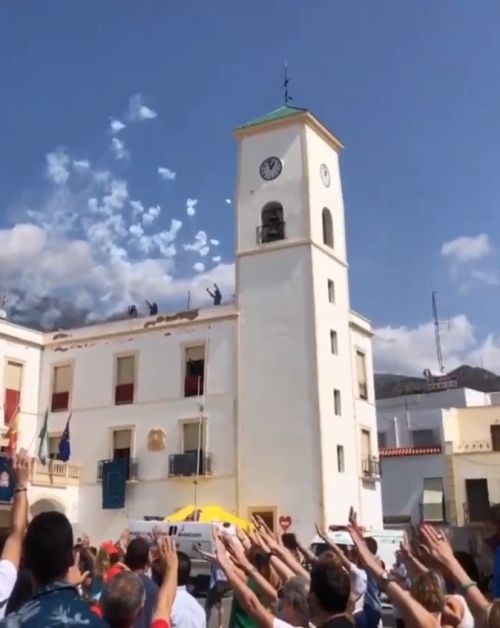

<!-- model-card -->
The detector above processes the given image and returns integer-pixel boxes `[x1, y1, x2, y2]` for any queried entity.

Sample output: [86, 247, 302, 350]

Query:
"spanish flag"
[5, 405, 20, 456]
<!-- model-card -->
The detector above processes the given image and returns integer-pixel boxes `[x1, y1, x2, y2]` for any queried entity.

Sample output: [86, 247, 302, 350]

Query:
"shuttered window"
[54, 365, 72, 393]
[361, 429, 371, 459]
[117, 356, 135, 385]
[113, 430, 132, 450]
[183, 423, 203, 452]
[4, 362, 22, 391]
[356, 351, 368, 400]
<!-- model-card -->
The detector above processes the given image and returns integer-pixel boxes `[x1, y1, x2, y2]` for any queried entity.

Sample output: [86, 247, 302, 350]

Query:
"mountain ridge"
[375, 365, 500, 399]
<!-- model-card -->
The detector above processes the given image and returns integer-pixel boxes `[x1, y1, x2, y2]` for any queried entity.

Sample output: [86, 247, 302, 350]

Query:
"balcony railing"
[31, 460, 81, 487]
[168, 452, 212, 478]
[361, 457, 380, 479]
[463, 500, 493, 524]
[97, 457, 139, 482]
[256, 222, 286, 245]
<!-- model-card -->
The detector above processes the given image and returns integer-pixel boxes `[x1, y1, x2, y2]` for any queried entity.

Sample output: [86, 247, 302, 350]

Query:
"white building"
[377, 387, 490, 527]
[0, 104, 382, 541]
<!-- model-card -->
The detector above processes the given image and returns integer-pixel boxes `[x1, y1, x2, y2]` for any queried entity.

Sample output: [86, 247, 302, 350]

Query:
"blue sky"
[1, 1, 500, 374]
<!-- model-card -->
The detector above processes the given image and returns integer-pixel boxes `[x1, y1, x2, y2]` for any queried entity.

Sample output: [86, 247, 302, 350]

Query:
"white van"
[310, 529, 404, 571]
[128, 520, 236, 595]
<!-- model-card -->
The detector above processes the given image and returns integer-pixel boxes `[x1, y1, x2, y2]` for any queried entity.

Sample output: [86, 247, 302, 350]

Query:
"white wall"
[237, 247, 323, 541]
[378, 387, 486, 414]
[381, 453, 445, 523]
[377, 408, 446, 448]
[39, 316, 237, 541]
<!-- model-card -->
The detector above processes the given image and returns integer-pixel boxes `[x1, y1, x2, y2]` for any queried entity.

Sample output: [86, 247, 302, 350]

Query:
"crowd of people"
[0, 449, 499, 628]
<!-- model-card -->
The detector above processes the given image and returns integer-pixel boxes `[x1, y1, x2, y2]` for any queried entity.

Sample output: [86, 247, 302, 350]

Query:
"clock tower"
[233, 105, 382, 536]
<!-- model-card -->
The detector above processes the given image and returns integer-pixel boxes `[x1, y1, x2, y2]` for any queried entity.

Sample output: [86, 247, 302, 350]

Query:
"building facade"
[0, 105, 382, 541]
[377, 388, 497, 529]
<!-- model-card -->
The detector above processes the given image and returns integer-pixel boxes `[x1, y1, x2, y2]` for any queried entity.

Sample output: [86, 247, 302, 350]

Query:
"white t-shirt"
[0, 560, 18, 620]
[349, 564, 367, 615]
[273, 620, 310, 628]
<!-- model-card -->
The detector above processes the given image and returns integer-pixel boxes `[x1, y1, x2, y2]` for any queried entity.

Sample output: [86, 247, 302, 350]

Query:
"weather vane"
[282, 60, 292, 105]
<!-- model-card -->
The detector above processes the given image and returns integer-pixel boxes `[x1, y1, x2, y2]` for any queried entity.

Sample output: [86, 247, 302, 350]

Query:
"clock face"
[320, 163, 331, 187]
[259, 156, 282, 181]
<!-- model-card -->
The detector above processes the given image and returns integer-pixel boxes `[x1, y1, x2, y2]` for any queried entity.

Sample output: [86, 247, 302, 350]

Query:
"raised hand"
[12, 449, 31, 488]
[419, 524, 454, 566]
[158, 535, 179, 574]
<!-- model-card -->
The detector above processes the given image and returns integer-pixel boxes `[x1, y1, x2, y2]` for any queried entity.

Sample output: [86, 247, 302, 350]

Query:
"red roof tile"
[379, 446, 442, 457]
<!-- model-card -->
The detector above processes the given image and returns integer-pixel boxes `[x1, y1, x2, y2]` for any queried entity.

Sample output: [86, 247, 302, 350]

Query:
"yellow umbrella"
[164, 504, 252, 530]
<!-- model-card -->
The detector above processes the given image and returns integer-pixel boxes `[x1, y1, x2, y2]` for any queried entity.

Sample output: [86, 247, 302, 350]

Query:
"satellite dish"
[0, 309, 6, 320]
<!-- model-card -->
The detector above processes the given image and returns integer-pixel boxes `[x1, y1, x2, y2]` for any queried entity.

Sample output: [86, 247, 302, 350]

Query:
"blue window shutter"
[0, 456, 14, 504]
[102, 459, 127, 510]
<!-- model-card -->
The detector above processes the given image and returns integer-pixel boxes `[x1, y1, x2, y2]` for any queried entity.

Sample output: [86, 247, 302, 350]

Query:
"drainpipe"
[393, 416, 399, 447]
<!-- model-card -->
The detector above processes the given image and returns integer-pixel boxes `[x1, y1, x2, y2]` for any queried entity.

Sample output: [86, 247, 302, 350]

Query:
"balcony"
[168, 452, 212, 478]
[97, 458, 139, 482]
[256, 221, 286, 245]
[463, 500, 493, 525]
[361, 457, 380, 479]
[31, 460, 81, 487]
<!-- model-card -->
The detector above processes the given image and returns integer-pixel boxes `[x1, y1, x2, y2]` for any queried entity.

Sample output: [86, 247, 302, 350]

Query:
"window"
[355, 350, 368, 400]
[334, 389, 341, 416]
[51, 365, 72, 412]
[115, 356, 135, 405]
[249, 510, 275, 532]
[322, 208, 334, 248]
[465, 478, 490, 523]
[422, 477, 445, 522]
[361, 429, 371, 460]
[182, 422, 204, 454]
[328, 279, 335, 304]
[411, 429, 438, 447]
[377, 431, 387, 449]
[260, 203, 285, 244]
[491, 425, 500, 452]
[3, 361, 22, 426]
[184, 346, 205, 397]
[112, 429, 133, 479]
[330, 330, 338, 355]
[48, 435, 60, 461]
[337, 445, 345, 473]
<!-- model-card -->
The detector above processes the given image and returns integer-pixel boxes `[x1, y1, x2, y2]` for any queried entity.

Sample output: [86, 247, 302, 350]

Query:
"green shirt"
[228, 576, 269, 628]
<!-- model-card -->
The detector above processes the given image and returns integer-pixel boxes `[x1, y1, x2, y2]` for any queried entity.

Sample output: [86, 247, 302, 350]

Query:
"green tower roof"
[237, 105, 308, 130]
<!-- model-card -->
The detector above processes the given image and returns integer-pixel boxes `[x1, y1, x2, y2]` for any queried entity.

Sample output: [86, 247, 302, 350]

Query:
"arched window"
[259, 202, 285, 244]
[322, 207, 334, 248]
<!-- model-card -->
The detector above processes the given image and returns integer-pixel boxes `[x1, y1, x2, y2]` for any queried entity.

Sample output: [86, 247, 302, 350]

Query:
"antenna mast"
[432, 291, 445, 374]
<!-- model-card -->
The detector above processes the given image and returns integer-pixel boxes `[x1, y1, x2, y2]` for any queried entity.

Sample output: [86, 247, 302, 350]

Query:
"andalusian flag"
[38, 410, 49, 464]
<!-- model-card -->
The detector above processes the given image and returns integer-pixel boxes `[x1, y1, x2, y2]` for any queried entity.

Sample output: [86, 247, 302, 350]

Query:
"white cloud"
[46, 149, 70, 185]
[110, 119, 126, 134]
[111, 137, 128, 160]
[186, 198, 198, 217]
[372, 314, 500, 375]
[210, 239, 219, 246]
[193, 262, 205, 273]
[73, 159, 90, 172]
[128, 94, 157, 122]
[441, 234, 492, 264]
[158, 167, 176, 181]
[225, 199, 231, 205]
[212, 256, 221, 262]
[470, 269, 499, 286]
[184, 230, 209, 256]
[142, 205, 161, 226]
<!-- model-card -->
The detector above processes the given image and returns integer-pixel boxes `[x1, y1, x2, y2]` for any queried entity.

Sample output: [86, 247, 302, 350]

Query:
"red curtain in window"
[184, 375, 204, 397]
[4, 389, 20, 426]
[51, 391, 69, 412]
[115, 383, 134, 405]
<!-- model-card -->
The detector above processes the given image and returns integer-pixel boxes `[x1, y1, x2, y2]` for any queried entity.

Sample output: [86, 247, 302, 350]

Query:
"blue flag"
[58, 413, 71, 462]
